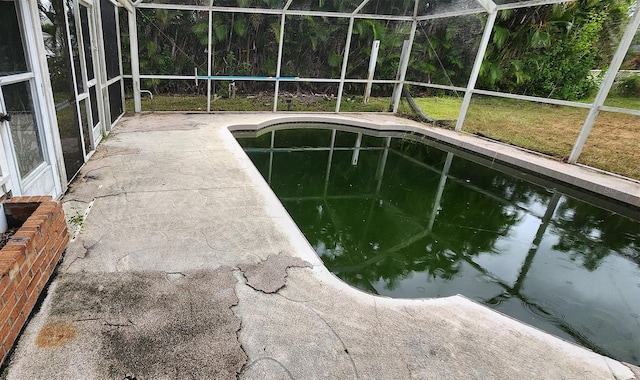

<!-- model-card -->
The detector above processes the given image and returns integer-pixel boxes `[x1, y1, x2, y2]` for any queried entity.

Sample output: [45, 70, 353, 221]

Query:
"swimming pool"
[234, 124, 640, 365]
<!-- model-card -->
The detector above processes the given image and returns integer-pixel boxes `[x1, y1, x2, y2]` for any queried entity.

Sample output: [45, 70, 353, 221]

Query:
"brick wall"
[0, 196, 68, 365]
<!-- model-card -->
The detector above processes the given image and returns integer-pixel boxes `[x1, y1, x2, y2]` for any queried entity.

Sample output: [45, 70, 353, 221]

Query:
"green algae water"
[234, 125, 640, 365]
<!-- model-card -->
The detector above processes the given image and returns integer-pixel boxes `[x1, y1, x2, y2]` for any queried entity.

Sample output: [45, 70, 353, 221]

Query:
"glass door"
[0, 0, 50, 195]
[75, 0, 103, 151]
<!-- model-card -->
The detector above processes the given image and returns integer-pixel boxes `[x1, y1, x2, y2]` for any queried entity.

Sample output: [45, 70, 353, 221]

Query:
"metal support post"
[336, 17, 355, 113]
[455, 10, 497, 131]
[363, 40, 380, 103]
[273, 0, 293, 112]
[207, 5, 213, 112]
[568, 9, 640, 163]
[391, 0, 419, 113]
[128, 7, 141, 112]
[336, 0, 370, 112]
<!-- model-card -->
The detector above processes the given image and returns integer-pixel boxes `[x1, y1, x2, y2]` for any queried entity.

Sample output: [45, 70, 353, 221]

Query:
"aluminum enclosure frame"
[118, 0, 639, 172]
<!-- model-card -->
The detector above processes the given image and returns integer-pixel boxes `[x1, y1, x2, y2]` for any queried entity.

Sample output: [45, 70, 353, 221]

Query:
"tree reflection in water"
[235, 126, 640, 366]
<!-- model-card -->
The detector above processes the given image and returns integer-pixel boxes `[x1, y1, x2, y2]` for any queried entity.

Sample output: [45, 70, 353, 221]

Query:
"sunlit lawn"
[414, 96, 640, 180]
[125, 94, 640, 180]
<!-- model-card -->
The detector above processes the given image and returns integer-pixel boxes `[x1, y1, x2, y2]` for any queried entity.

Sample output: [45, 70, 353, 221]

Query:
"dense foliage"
[40, 0, 635, 100]
[479, 0, 633, 100]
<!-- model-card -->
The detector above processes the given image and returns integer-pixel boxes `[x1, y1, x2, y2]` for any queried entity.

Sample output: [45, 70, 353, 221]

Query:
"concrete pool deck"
[4, 113, 639, 379]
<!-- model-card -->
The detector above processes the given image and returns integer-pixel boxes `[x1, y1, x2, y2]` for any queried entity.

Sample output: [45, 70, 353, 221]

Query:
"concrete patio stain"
[29, 269, 247, 379]
[238, 253, 312, 294]
[35, 321, 77, 348]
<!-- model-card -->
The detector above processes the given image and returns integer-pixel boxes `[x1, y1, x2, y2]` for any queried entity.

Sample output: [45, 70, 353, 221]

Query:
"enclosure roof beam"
[416, 8, 486, 21]
[123, 0, 575, 15]
[475, 0, 496, 13]
[352, 0, 370, 15]
[283, 0, 294, 12]
[136, 3, 417, 21]
[116, 0, 134, 12]
[495, 0, 576, 11]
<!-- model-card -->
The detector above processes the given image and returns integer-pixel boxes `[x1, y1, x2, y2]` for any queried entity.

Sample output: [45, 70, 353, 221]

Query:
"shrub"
[616, 75, 640, 97]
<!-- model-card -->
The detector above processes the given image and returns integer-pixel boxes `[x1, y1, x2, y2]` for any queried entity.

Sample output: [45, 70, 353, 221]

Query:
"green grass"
[123, 93, 640, 180]
[415, 95, 640, 180]
[126, 94, 393, 113]
[413, 96, 462, 120]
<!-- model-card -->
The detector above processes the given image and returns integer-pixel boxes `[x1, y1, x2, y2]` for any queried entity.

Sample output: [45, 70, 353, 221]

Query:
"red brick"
[35, 235, 49, 254]
[6, 237, 32, 252]
[4, 243, 26, 256]
[52, 236, 67, 255]
[0, 321, 9, 346]
[13, 273, 30, 298]
[13, 293, 26, 317]
[29, 253, 45, 280]
[0, 260, 19, 280]
[0, 263, 10, 278]
[52, 247, 63, 265]
[21, 257, 35, 278]
[26, 214, 47, 225]
[0, 275, 10, 296]
[42, 219, 54, 232]
[45, 238, 56, 253]
[0, 248, 26, 268]
[40, 201, 57, 211]
[15, 225, 41, 236]
[10, 196, 30, 202]
[23, 246, 37, 268]
[14, 310, 27, 331]
[24, 290, 38, 315]
[54, 217, 67, 234]
[0, 292, 17, 323]
[0, 268, 20, 297]
[0, 345, 6, 366]
[26, 266, 43, 294]
[5, 317, 22, 353]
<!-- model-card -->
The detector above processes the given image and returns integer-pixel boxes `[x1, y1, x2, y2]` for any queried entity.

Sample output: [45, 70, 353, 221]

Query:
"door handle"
[0, 113, 11, 122]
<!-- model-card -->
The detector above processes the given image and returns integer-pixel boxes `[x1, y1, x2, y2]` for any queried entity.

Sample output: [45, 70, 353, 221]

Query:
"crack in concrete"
[103, 319, 136, 328]
[65, 234, 106, 270]
[237, 253, 312, 294]
[70, 317, 136, 329]
[198, 230, 224, 252]
[306, 305, 359, 380]
[65, 192, 124, 205]
[234, 317, 249, 380]
[240, 357, 295, 380]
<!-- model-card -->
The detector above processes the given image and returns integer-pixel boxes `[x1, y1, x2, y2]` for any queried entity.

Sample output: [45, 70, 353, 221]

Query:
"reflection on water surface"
[234, 125, 640, 365]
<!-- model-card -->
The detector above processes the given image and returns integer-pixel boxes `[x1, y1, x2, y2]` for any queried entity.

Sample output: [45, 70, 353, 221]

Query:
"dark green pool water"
[234, 125, 640, 365]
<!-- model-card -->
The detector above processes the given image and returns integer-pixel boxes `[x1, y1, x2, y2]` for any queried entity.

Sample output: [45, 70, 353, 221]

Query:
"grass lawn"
[127, 94, 393, 113]
[125, 94, 640, 180]
[414, 96, 640, 180]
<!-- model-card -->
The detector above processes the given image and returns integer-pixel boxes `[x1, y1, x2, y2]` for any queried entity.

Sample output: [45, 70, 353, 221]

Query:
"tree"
[479, 0, 634, 100]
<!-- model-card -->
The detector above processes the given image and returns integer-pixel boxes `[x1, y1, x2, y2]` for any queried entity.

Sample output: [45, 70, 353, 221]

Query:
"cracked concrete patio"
[3, 113, 639, 379]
